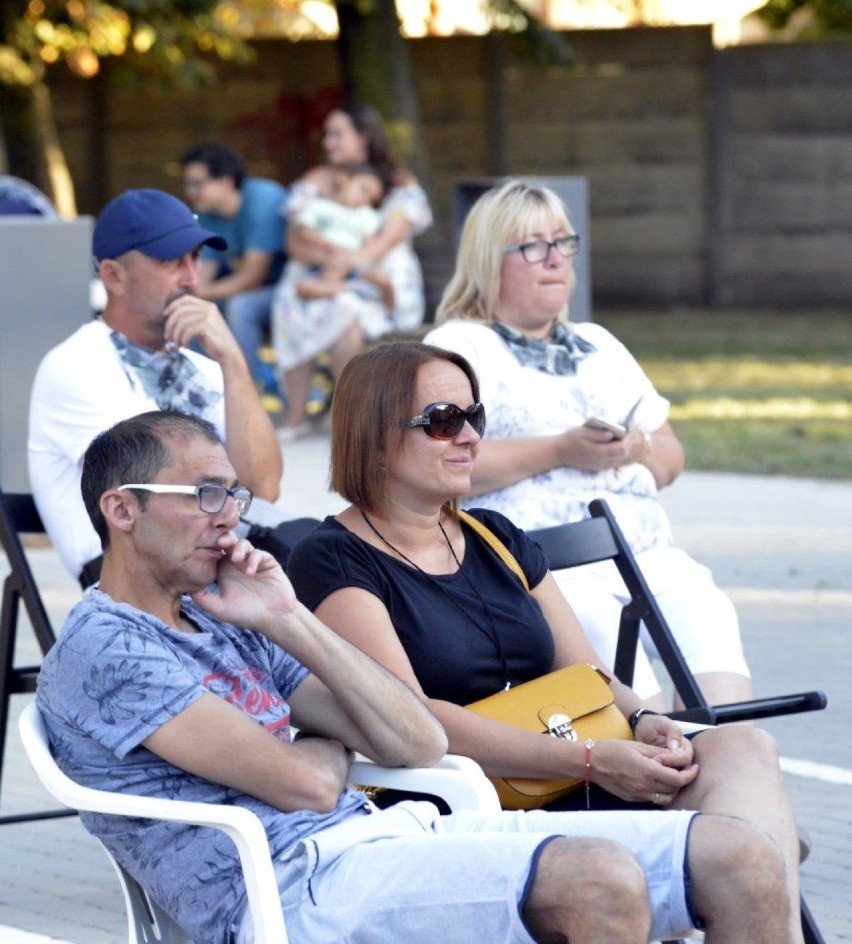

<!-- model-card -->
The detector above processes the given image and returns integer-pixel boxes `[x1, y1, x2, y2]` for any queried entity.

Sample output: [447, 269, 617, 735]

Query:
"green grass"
[595, 310, 852, 480]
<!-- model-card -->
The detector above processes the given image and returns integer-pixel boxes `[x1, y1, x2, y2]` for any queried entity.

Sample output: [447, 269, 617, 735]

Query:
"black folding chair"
[0, 489, 77, 824]
[528, 498, 827, 726]
[528, 497, 827, 944]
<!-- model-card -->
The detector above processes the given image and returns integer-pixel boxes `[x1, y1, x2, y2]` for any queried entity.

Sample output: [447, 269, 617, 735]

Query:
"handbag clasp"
[546, 713, 577, 741]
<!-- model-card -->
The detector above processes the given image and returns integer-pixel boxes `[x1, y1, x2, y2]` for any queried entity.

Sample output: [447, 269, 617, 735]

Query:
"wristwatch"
[628, 707, 660, 734]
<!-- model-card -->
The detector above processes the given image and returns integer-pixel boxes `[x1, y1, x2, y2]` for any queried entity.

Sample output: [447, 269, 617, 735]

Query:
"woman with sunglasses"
[287, 340, 804, 942]
[424, 179, 752, 713]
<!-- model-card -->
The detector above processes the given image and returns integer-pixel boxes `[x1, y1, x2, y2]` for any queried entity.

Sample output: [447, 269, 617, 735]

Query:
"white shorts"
[554, 545, 750, 699]
[236, 801, 699, 943]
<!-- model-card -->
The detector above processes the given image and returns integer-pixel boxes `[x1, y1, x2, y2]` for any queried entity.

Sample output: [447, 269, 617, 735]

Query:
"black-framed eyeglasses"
[118, 483, 253, 517]
[406, 402, 486, 440]
[503, 235, 580, 263]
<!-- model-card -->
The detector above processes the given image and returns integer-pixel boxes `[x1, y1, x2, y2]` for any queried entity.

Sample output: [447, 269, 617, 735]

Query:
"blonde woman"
[425, 179, 751, 712]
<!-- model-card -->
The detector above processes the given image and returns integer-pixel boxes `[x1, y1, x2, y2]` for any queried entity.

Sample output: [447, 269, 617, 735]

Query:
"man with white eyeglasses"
[27, 188, 295, 588]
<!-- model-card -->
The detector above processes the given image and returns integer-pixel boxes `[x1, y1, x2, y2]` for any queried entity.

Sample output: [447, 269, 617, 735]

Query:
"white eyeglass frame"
[118, 483, 253, 516]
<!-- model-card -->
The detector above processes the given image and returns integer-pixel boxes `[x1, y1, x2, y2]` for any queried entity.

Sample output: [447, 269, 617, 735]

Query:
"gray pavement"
[1, 429, 850, 942]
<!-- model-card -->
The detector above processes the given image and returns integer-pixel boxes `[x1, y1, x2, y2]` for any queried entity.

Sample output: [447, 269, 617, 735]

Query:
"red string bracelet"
[584, 738, 595, 810]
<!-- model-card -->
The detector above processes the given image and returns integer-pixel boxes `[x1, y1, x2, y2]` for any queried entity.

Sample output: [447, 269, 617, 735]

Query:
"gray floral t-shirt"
[37, 590, 369, 944]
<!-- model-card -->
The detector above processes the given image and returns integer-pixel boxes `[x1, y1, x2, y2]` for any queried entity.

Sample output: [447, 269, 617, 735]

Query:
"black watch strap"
[628, 708, 660, 734]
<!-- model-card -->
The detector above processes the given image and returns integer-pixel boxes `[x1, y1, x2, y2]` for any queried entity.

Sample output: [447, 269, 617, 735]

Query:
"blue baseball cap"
[92, 188, 227, 262]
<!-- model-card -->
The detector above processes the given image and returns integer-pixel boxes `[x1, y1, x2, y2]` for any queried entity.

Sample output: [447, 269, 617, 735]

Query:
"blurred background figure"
[0, 175, 59, 218]
[180, 142, 287, 405]
[272, 101, 432, 441]
[291, 163, 394, 312]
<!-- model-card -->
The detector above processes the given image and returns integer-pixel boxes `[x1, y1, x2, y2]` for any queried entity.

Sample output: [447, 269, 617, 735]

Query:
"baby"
[295, 163, 394, 310]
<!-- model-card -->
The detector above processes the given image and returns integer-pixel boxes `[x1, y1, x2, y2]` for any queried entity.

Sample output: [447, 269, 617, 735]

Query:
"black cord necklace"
[360, 509, 512, 690]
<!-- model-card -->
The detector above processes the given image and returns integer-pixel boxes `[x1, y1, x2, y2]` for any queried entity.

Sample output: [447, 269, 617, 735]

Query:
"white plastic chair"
[18, 702, 500, 944]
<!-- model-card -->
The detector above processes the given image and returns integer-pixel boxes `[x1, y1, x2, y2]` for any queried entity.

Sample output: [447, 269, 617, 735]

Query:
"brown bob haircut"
[331, 342, 481, 515]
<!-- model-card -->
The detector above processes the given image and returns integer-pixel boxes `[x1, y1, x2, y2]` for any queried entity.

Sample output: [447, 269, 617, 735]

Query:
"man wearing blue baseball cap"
[28, 188, 286, 586]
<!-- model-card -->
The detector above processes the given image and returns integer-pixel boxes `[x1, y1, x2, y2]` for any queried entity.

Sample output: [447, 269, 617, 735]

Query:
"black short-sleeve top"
[288, 509, 553, 704]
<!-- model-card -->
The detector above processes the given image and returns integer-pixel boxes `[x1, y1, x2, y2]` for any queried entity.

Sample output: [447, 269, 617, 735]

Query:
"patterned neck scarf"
[491, 320, 596, 376]
[109, 330, 221, 415]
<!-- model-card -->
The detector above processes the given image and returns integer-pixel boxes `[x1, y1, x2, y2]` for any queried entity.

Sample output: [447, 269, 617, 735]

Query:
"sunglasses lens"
[424, 404, 464, 439]
[469, 403, 486, 436]
[422, 403, 486, 439]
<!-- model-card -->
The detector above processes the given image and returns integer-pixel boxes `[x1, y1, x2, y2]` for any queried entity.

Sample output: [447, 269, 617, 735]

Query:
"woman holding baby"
[273, 102, 432, 438]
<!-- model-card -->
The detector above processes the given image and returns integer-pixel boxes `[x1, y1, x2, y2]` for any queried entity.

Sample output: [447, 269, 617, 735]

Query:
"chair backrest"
[0, 490, 78, 824]
[526, 515, 621, 572]
[0, 490, 57, 655]
[526, 501, 705, 700]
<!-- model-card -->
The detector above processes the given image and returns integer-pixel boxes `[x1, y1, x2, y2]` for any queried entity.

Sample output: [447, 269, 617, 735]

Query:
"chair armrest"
[349, 752, 501, 813]
[22, 708, 500, 944]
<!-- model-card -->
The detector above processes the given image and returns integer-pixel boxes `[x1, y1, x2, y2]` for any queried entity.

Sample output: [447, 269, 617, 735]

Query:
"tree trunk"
[335, 0, 435, 203]
[0, 79, 77, 216]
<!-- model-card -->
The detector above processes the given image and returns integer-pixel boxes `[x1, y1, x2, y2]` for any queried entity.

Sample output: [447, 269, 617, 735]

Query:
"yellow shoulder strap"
[457, 510, 530, 592]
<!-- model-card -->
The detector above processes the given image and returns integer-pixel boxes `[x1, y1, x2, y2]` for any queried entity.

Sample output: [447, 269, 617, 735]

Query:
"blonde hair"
[436, 179, 572, 325]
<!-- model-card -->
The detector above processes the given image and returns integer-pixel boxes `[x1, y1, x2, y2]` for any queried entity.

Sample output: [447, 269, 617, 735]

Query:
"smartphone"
[584, 416, 628, 439]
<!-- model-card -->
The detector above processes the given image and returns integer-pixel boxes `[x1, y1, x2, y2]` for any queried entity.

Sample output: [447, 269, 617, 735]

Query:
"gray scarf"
[110, 330, 221, 415]
[491, 320, 596, 375]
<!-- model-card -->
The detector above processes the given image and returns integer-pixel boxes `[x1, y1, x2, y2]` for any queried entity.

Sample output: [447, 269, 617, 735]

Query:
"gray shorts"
[236, 801, 699, 943]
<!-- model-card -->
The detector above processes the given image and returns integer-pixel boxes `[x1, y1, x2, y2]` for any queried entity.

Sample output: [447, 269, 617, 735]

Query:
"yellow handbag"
[466, 663, 633, 810]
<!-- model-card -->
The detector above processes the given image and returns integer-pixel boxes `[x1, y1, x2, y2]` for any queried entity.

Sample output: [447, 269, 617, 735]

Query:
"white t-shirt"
[423, 320, 674, 554]
[28, 319, 226, 579]
[295, 196, 382, 252]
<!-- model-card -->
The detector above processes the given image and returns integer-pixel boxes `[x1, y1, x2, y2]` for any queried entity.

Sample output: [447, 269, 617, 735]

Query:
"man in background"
[28, 187, 285, 586]
[181, 142, 287, 396]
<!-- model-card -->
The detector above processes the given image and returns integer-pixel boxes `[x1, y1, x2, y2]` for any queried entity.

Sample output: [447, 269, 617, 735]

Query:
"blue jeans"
[223, 285, 276, 385]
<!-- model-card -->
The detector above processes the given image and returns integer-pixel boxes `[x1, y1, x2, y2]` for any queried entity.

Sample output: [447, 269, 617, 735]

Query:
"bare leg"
[675, 671, 753, 711]
[524, 837, 650, 943]
[280, 361, 313, 430]
[673, 726, 803, 943]
[644, 691, 668, 713]
[360, 267, 395, 310]
[328, 320, 364, 381]
[688, 814, 789, 944]
[282, 322, 362, 433]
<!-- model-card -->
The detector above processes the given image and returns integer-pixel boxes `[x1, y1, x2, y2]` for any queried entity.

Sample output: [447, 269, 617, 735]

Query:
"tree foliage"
[483, 0, 575, 66]
[0, 0, 572, 212]
[0, 0, 252, 90]
[0, 1, 254, 210]
[756, 0, 852, 35]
